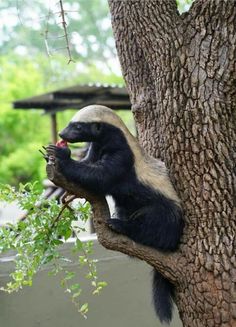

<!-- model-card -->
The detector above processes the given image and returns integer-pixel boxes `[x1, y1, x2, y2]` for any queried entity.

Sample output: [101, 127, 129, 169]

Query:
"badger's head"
[59, 105, 129, 143]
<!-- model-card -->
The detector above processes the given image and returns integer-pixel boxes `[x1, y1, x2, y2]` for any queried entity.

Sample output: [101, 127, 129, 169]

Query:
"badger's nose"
[58, 129, 66, 139]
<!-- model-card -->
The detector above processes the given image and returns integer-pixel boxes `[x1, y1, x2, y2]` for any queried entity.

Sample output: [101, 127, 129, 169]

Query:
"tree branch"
[46, 161, 183, 283]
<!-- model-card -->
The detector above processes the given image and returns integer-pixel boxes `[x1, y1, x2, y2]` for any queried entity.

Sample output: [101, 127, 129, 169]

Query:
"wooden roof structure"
[13, 83, 131, 143]
[13, 84, 131, 112]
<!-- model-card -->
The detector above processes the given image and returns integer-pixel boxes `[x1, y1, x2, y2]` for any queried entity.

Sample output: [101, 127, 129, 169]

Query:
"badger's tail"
[152, 269, 174, 324]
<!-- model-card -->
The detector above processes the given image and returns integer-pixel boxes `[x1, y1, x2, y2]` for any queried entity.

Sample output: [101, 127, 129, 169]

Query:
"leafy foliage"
[0, 182, 107, 317]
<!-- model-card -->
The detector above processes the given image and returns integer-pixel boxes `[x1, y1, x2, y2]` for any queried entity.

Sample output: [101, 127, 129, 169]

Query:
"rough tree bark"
[47, 1, 236, 326]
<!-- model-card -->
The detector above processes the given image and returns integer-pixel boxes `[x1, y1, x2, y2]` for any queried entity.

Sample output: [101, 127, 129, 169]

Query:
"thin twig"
[16, 0, 24, 26]
[43, 7, 52, 57]
[50, 196, 76, 229]
[58, 0, 75, 64]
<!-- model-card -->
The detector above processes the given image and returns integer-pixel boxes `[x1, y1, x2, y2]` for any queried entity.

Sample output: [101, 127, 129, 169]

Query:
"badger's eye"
[91, 123, 101, 134]
[76, 124, 82, 131]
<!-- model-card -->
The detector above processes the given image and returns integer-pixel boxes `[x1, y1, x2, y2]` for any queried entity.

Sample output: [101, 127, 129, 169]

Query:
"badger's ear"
[91, 122, 102, 135]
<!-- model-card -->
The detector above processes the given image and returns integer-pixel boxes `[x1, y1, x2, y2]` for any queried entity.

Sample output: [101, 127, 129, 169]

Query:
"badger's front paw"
[46, 144, 71, 161]
[42, 144, 71, 181]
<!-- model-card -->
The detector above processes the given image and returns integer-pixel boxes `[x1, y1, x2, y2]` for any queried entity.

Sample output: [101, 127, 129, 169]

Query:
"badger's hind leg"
[135, 201, 183, 251]
[132, 202, 184, 251]
[108, 203, 184, 251]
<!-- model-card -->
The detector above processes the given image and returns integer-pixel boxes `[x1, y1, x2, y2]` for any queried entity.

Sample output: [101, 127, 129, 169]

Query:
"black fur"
[152, 270, 174, 323]
[54, 120, 184, 323]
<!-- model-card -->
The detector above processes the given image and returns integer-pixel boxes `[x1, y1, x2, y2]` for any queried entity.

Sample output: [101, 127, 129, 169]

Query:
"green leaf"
[75, 239, 83, 250]
[72, 290, 82, 298]
[65, 271, 75, 280]
[52, 239, 64, 246]
[11, 271, 24, 282]
[70, 283, 81, 291]
[97, 281, 108, 288]
[63, 229, 72, 241]
[80, 303, 89, 314]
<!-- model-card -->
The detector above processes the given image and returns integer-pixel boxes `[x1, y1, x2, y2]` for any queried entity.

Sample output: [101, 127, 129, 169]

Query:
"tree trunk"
[108, 1, 236, 326]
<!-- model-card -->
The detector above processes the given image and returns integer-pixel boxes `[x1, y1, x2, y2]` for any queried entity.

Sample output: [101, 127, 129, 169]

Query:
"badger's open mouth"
[56, 139, 68, 147]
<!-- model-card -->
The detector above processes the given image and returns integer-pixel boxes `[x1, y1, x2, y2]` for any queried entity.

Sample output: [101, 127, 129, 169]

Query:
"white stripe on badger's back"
[71, 105, 181, 205]
[137, 156, 181, 205]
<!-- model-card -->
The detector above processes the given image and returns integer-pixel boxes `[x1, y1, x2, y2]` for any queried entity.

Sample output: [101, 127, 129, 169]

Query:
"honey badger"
[47, 105, 184, 323]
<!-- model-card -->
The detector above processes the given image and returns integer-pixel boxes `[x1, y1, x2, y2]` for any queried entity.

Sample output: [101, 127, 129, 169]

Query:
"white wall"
[0, 238, 183, 327]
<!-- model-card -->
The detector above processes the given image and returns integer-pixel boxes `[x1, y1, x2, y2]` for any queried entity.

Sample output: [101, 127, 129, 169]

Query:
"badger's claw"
[45, 144, 71, 160]
[46, 144, 58, 156]
[39, 149, 49, 162]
